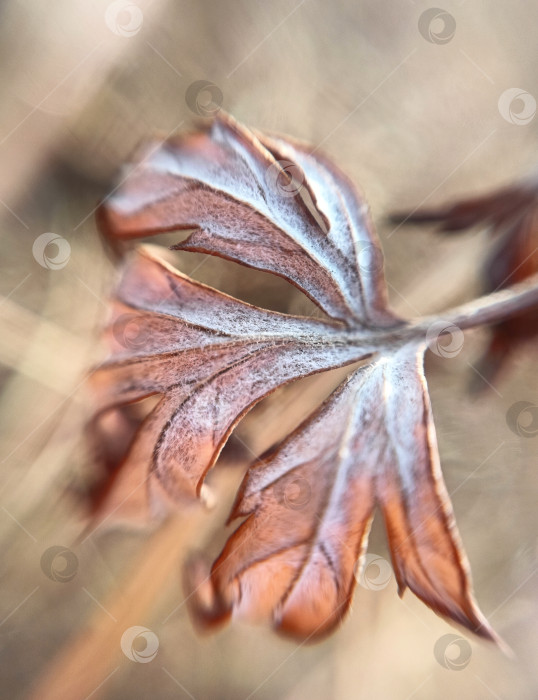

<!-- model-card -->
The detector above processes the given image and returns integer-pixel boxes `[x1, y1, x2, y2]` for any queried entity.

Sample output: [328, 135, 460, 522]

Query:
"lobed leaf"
[89, 115, 538, 644]
[187, 344, 496, 642]
[392, 178, 538, 388]
[90, 247, 380, 518]
[98, 112, 397, 327]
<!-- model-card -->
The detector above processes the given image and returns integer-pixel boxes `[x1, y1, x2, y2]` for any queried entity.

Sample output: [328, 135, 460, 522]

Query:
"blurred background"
[0, 0, 537, 698]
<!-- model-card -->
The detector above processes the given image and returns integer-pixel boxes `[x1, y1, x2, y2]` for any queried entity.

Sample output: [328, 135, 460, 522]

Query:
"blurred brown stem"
[27, 512, 204, 700]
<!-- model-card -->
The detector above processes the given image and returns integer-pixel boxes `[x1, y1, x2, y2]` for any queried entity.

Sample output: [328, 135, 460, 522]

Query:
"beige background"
[0, 0, 537, 698]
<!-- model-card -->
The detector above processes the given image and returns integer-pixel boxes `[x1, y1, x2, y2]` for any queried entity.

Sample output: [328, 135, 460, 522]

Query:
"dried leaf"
[392, 178, 538, 387]
[90, 247, 382, 511]
[98, 114, 397, 327]
[89, 113, 538, 642]
[193, 344, 492, 640]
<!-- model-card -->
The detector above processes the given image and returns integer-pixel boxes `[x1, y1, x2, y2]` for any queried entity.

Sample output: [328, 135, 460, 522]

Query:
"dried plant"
[89, 113, 538, 643]
[392, 177, 538, 389]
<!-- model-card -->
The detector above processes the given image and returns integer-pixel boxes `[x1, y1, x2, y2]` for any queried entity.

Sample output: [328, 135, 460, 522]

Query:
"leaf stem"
[411, 273, 538, 334]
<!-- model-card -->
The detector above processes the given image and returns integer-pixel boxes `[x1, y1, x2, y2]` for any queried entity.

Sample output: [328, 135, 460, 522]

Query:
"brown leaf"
[194, 344, 494, 641]
[391, 178, 538, 388]
[90, 246, 381, 516]
[89, 114, 538, 642]
[98, 113, 397, 327]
